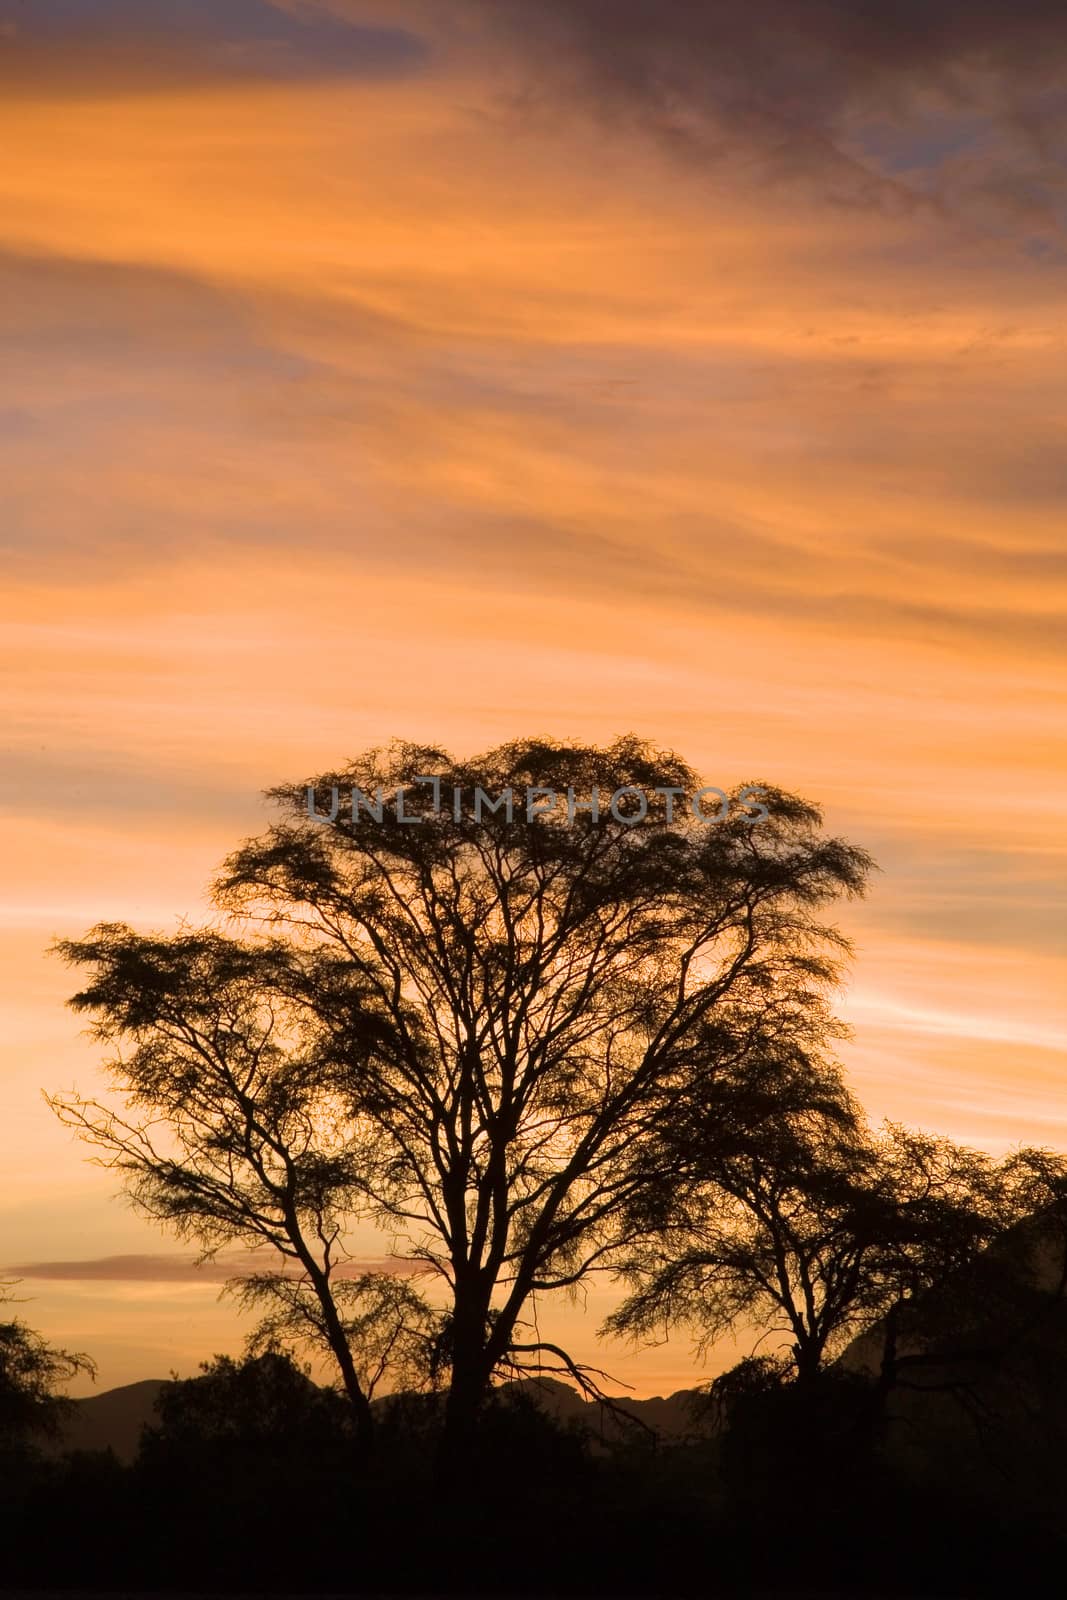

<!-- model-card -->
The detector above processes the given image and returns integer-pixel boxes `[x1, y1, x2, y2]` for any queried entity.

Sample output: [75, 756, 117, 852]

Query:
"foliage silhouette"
[0, 1283, 95, 1457]
[607, 1107, 1067, 1401]
[51, 735, 872, 1466]
[608, 1110, 1067, 1539]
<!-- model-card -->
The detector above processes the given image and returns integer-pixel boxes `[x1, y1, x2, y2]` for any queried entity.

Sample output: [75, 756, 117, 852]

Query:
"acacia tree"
[606, 1107, 1061, 1401]
[52, 736, 872, 1462]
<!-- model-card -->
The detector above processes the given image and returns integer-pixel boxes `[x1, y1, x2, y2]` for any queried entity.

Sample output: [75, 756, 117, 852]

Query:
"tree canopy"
[52, 736, 873, 1457]
[606, 1100, 1067, 1401]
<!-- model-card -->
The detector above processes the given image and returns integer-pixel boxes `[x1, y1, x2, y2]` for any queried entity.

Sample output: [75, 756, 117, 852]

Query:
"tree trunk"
[328, 1323, 376, 1450]
[304, 1263, 376, 1449]
[438, 1289, 493, 1477]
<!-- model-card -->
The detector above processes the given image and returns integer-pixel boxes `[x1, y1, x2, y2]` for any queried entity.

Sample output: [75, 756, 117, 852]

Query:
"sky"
[1, 0, 1065, 1400]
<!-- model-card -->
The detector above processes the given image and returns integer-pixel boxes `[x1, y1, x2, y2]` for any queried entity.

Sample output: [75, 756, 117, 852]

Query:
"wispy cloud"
[0, 2, 428, 95]
[417, 0, 1067, 237]
[2, 1251, 430, 1283]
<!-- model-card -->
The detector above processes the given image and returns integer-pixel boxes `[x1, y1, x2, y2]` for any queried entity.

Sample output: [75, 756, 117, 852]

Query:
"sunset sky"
[1, 0, 1065, 1399]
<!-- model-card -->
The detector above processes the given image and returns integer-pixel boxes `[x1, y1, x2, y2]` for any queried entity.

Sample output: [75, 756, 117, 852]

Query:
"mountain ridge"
[50, 1373, 711, 1463]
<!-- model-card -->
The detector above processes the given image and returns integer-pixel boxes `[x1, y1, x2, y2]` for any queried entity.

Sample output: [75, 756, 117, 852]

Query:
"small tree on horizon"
[0, 1284, 95, 1456]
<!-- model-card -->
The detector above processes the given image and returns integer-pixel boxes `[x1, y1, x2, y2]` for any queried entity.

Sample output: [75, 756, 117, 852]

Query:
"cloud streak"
[2, 1252, 431, 1283]
[0, 1, 428, 94]
[396, 0, 1067, 235]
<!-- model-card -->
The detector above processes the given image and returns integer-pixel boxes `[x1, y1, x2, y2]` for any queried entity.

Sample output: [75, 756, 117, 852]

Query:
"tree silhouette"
[52, 736, 872, 1464]
[859, 1144, 1067, 1423]
[47, 933, 434, 1447]
[0, 1285, 95, 1456]
[140, 1347, 354, 1456]
[607, 1107, 1067, 1409]
[605, 1064, 870, 1385]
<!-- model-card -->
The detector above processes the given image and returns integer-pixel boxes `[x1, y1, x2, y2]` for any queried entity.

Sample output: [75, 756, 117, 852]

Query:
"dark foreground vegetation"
[6, 739, 1067, 1595]
[5, 1337, 1067, 1596]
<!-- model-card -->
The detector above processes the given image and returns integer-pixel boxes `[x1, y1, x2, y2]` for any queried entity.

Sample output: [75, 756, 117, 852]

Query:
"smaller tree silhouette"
[141, 1346, 352, 1455]
[606, 1111, 1046, 1395]
[0, 1284, 95, 1456]
[135, 1348, 362, 1587]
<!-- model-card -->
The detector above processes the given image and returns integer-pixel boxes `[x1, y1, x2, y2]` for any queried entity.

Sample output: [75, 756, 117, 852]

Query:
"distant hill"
[49, 1372, 710, 1463]
[48, 1378, 166, 1463]
[486, 1375, 710, 1445]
